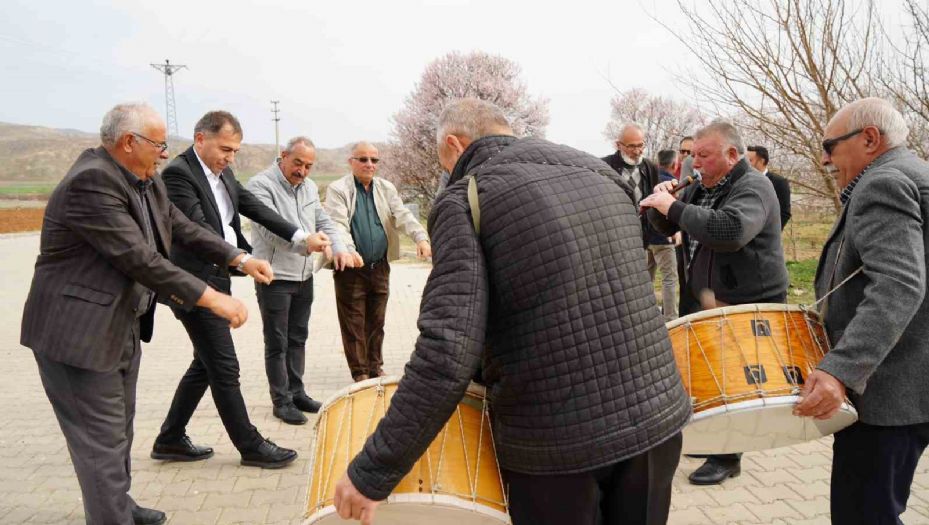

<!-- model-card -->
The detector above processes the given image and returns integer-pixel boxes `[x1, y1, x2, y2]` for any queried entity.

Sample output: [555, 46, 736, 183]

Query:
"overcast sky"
[0, 0, 697, 156]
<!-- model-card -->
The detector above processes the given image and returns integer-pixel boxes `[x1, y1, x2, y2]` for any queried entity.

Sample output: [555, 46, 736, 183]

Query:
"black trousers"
[503, 432, 682, 525]
[255, 278, 313, 407]
[34, 324, 140, 524]
[157, 276, 262, 452]
[831, 421, 929, 525]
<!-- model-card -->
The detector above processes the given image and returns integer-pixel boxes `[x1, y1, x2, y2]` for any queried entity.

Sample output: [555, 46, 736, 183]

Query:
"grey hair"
[618, 122, 644, 138]
[99, 102, 159, 147]
[283, 136, 315, 153]
[845, 97, 909, 148]
[436, 98, 512, 143]
[695, 118, 746, 155]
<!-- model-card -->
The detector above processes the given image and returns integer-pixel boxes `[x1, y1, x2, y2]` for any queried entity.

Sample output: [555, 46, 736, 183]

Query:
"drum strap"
[814, 235, 864, 317]
[467, 173, 481, 235]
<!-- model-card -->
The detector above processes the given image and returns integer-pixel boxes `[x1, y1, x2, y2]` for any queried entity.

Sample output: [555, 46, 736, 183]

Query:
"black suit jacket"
[766, 171, 791, 229]
[21, 147, 240, 372]
[601, 153, 661, 245]
[163, 147, 298, 282]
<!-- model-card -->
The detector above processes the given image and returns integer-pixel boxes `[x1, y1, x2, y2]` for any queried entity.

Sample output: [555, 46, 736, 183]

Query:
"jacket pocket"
[62, 283, 115, 306]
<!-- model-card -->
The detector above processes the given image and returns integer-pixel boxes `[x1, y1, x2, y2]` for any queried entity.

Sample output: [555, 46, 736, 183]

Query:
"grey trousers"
[647, 244, 678, 322]
[34, 328, 141, 525]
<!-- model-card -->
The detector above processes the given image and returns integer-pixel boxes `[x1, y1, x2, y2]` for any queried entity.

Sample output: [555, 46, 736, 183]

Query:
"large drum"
[666, 304, 858, 454]
[304, 377, 511, 525]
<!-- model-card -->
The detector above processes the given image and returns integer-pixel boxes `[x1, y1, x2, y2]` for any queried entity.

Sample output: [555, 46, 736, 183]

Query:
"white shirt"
[194, 149, 238, 246]
[193, 149, 308, 247]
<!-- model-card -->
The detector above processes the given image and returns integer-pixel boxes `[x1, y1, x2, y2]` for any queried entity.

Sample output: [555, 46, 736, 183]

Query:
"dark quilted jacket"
[347, 136, 691, 500]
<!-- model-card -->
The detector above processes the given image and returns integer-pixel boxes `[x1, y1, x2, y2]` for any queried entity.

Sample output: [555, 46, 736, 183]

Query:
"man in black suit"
[152, 111, 329, 469]
[21, 103, 273, 524]
[747, 145, 791, 230]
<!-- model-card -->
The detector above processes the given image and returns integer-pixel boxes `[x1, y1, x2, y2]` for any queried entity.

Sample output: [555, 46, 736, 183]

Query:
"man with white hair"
[795, 97, 929, 524]
[332, 98, 691, 525]
[641, 119, 789, 485]
[323, 142, 431, 383]
[602, 122, 660, 243]
[20, 103, 273, 524]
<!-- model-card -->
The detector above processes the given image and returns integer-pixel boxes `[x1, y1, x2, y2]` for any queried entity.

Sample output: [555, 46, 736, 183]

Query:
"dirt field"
[0, 207, 44, 233]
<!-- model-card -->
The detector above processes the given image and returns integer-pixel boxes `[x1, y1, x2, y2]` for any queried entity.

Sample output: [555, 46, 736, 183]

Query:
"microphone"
[670, 171, 702, 195]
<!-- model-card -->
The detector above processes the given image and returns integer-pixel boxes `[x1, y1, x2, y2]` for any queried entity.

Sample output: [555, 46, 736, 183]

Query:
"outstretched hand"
[333, 474, 380, 525]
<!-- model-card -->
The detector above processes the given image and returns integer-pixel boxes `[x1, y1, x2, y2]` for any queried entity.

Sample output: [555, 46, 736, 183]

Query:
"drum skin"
[666, 304, 857, 453]
[305, 377, 510, 525]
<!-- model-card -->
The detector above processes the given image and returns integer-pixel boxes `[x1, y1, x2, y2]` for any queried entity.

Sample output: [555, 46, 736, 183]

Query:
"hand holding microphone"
[640, 172, 701, 216]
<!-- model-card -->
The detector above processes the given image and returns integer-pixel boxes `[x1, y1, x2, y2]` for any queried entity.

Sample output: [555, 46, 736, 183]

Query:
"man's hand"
[416, 240, 432, 259]
[333, 474, 380, 525]
[351, 252, 364, 268]
[671, 232, 683, 246]
[196, 287, 248, 328]
[639, 191, 677, 216]
[654, 180, 676, 194]
[306, 232, 332, 254]
[323, 245, 333, 262]
[242, 257, 274, 285]
[334, 252, 356, 271]
[794, 370, 847, 420]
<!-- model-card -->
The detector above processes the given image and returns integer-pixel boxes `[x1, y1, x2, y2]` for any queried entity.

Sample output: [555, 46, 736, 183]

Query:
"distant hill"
[0, 122, 373, 197]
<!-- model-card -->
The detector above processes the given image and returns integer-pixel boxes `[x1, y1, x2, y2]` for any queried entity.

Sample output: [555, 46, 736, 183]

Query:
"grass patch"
[0, 183, 56, 197]
[787, 258, 819, 305]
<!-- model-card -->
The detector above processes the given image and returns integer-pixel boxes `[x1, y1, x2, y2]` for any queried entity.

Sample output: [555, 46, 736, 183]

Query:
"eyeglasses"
[821, 128, 863, 156]
[351, 156, 380, 164]
[132, 132, 168, 153]
[679, 149, 692, 156]
[620, 142, 645, 151]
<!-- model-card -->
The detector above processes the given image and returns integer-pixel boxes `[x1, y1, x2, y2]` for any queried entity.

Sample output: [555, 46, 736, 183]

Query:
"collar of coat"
[448, 134, 519, 186]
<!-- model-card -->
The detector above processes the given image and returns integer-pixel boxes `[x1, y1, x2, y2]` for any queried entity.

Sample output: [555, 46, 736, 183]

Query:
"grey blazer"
[21, 147, 240, 372]
[815, 147, 929, 426]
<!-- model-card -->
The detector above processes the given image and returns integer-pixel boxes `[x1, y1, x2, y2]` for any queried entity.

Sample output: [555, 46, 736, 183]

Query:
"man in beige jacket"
[324, 142, 431, 381]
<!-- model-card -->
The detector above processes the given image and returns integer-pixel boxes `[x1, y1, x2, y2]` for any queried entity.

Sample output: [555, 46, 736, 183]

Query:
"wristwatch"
[236, 253, 253, 273]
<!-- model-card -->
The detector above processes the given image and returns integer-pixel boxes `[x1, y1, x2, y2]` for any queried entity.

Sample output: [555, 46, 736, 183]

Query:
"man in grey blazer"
[20, 103, 274, 525]
[796, 97, 929, 524]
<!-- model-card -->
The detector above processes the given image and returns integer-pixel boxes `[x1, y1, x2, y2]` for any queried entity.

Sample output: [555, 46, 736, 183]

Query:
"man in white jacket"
[246, 136, 354, 425]
[324, 141, 431, 382]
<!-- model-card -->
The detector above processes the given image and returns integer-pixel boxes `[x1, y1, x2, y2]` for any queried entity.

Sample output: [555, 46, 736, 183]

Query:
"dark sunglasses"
[131, 132, 168, 153]
[822, 128, 863, 156]
[352, 156, 380, 164]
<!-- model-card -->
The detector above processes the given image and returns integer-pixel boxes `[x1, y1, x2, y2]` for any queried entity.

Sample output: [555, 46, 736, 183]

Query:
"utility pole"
[150, 59, 187, 138]
[271, 100, 281, 156]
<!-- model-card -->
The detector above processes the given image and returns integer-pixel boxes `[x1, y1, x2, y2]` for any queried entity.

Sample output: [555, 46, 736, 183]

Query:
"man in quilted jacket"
[333, 98, 692, 525]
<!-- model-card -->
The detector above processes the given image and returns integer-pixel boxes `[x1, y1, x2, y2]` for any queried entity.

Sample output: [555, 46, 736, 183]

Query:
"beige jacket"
[322, 174, 428, 266]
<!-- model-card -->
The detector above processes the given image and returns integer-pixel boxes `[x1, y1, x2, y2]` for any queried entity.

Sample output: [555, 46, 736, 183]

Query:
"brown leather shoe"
[353, 374, 370, 382]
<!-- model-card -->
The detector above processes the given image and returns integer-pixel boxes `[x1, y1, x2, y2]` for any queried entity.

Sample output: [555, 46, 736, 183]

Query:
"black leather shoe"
[150, 435, 214, 462]
[293, 394, 322, 414]
[240, 438, 298, 469]
[132, 506, 166, 525]
[273, 403, 308, 425]
[688, 458, 741, 485]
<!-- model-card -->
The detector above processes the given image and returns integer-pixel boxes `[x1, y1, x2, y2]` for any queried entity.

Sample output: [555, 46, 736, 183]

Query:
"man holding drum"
[640, 119, 789, 485]
[332, 97, 692, 525]
[796, 97, 929, 524]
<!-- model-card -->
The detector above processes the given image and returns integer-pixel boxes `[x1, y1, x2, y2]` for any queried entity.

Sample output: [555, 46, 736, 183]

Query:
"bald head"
[348, 141, 380, 186]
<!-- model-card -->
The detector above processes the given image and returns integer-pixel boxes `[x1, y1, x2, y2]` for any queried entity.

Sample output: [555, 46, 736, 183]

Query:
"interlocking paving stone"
[2, 232, 928, 524]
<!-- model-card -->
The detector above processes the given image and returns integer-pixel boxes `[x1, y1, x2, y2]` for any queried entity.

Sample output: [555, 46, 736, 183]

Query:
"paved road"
[1, 233, 927, 524]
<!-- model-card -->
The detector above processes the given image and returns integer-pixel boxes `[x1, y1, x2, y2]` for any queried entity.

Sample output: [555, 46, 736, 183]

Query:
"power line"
[151, 59, 187, 138]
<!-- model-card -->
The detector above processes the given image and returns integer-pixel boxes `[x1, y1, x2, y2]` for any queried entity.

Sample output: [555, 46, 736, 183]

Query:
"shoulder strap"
[467, 174, 481, 234]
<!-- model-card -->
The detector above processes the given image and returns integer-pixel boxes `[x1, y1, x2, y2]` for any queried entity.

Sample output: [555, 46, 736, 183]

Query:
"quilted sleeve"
[346, 197, 489, 500]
